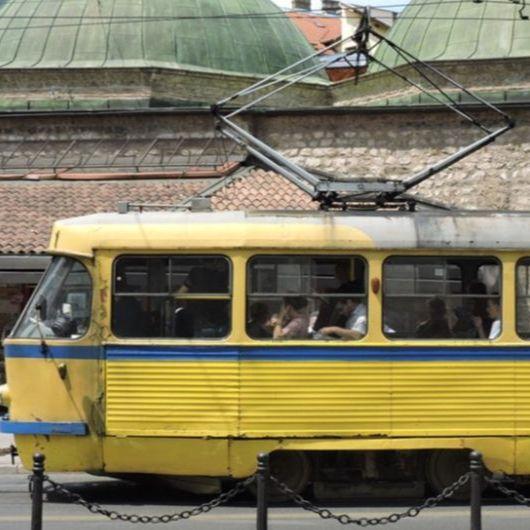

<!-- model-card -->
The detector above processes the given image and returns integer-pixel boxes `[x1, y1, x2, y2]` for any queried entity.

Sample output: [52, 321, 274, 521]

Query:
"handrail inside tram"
[212, 8, 515, 212]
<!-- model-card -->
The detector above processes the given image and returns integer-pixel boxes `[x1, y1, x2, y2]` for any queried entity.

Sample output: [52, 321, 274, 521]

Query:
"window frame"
[111, 254, 233, 340]
[515, 257, 530, 340]
[382, 254, 502, 341]
[10, 256, 93, 342]
[245, 253, 368, 342]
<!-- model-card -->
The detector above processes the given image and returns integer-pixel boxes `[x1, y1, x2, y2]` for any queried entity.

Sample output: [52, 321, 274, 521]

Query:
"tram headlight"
[0, 384, 10, 408]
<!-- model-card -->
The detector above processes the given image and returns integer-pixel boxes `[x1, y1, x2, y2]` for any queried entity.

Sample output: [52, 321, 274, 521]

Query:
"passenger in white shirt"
[473, 297, 501, 340]
[319, 296, 367, 340]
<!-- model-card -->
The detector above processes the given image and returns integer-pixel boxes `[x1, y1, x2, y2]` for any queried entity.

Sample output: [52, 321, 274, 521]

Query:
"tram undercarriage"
[165, 449, 485, 501]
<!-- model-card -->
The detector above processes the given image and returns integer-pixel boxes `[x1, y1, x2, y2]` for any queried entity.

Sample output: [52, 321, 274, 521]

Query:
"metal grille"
[0, 135, 243, 175]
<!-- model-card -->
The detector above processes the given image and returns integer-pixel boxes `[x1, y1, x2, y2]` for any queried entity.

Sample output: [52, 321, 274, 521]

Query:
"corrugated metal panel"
[240, 360, 519, 438]
[106, 361, 239, 436]
[240, 362, 392, 437]
[516, 362, 530, 434]
[105, 355, 524, 439]
[391, 362, 517, 436]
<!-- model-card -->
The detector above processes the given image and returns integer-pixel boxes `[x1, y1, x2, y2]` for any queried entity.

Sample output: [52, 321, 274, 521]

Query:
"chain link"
[270, 472, 470, 526]
[486, 477, 530, 507]
[37, 474, 255, 524]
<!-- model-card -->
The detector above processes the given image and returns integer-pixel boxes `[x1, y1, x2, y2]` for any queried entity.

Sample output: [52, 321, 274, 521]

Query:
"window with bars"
[247, 256, 366, 340]
[112, 256, 231, 339]
[383, 257, 501, 340]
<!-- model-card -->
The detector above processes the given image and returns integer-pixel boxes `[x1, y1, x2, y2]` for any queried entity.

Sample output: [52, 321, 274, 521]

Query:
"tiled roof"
[0, 168, 316, 254]
[287, 12, 341, 51]
[211, 169, 317, 212]
[0, 178, 213, 254]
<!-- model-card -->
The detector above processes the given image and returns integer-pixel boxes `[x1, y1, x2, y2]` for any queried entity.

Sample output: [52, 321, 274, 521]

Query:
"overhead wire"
[0, 16, 526, 33]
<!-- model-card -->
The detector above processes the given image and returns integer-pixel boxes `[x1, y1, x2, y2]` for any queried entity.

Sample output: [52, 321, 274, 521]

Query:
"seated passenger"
[416, 297, 452, 339]
[318, 288, 367, 340]
[313, 261, 363, 331]
[452, 281, 492, 338]
[271, 296, 309, 340]
[173, 303, 194, 338]
[247, 302, 272, 339]
[473, 297, 501, 339]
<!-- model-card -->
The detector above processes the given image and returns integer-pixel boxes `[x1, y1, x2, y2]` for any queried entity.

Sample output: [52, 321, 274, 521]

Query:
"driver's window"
[11, 257, 92, 339]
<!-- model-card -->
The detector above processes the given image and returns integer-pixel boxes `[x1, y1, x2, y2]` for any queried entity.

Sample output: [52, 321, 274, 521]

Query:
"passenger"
[473, 297, 501, 339]
[452, 281, 492, 338]
[313, 261, 363, 331]
[318, 288, 367, 340]
[177, 260, 228, 295]
[247, 302, 272, 339]
[271, 296, 309, 340]
[174, 260, 229, 337]
[173, 303, 195, 338]
[416, 297, 452, 339]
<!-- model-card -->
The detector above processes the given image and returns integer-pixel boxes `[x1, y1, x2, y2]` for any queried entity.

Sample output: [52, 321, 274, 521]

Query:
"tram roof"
[48, 210, 530, 257]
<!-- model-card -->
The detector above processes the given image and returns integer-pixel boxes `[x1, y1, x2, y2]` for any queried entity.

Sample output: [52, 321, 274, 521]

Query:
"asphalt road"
[1, 469, 530, 530]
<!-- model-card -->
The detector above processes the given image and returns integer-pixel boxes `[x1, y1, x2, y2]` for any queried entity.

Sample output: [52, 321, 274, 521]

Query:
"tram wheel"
[426, 450, 480, 501]
[255, 451, 312, 502]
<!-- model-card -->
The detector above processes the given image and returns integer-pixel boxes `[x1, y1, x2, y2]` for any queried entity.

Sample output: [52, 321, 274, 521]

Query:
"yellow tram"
[3, 209, 530, 496]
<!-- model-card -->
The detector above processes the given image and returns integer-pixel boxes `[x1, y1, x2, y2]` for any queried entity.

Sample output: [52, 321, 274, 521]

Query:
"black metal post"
[31, 453, 45, 530]
[256, 453, 269, 530]
[470, 451, 483, 530]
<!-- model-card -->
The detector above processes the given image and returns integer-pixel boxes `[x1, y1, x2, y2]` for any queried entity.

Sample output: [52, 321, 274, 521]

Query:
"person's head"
[249, 302, 270, 324]
[335, 261, 351, 284]
[7, 287, 24, 308]
[428, 297, 446, 320]
[336, 296, 363, 317]
[487, 297, 501, 319]
[283, 296, 308, 316]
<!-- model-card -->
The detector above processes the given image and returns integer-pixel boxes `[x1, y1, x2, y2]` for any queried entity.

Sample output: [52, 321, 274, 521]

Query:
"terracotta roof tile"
[211, 169, 316, 212]
[287, 13, 341, 51]
[1, 168, 316, 255]
[0, 179, 212, 254]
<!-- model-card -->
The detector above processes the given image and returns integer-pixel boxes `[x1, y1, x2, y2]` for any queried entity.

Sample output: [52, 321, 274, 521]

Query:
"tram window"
[383, 257, 501, 340]
[12, 257, 92, 340]
[516, 259, 530, 339]
[112, 256, 231, 339]
[247, 256, 366, 340]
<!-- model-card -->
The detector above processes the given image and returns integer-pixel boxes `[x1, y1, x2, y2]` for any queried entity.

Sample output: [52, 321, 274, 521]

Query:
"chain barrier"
[485, 476, 530, 507]
[34, 474, 255, 524]
[270, 472, 471, 527]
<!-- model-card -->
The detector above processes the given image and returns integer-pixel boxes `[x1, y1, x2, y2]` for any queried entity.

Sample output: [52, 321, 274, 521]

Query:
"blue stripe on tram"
[5, 344, 530, 361]
[0, 420, 88, 436]
[4, 344, 100, 360]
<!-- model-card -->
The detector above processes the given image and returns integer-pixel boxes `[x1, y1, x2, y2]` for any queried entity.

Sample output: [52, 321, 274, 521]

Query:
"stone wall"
[252, 106, 530, 210]
[332, 58, 530, 107]
[0, 104, 528, 210]
[0, 67, 329, 111]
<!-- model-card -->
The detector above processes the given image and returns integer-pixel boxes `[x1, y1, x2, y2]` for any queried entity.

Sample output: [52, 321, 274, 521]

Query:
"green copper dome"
[373, 0, 530, 68]
[0, 0, 317, 76]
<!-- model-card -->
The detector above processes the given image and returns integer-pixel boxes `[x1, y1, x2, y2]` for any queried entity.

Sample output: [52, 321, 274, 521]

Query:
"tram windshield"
[11, 256, 92, 340]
